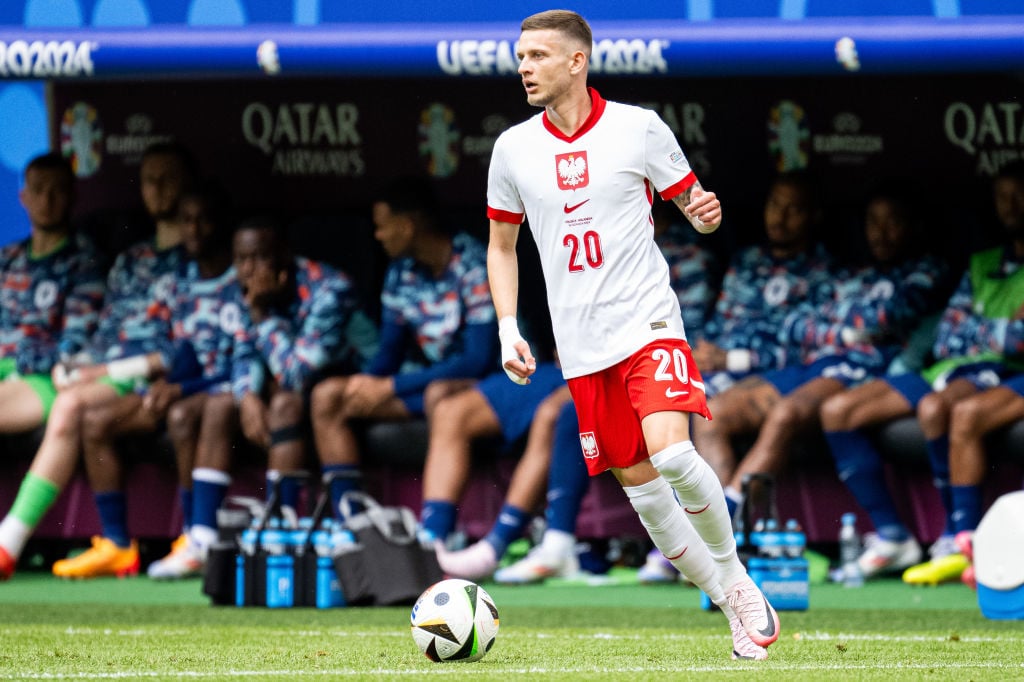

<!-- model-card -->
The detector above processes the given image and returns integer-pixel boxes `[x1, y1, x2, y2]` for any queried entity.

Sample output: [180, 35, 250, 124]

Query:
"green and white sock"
[0, 473, 59, 558]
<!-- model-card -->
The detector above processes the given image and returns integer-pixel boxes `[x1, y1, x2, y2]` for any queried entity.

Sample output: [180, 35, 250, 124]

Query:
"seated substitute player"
[820, 160, 1024, 584]
[486, 10, 777, 660]
[689, 172, 832, 483]
[436, 199, 720, 582]
[0, 152, 103, 435]
[0, 144, 193, 580]
[718, 187, 952, 522]
[309, 177, 498, 516]
[46, 183, 241, 579]
[147, 215, 378, 578]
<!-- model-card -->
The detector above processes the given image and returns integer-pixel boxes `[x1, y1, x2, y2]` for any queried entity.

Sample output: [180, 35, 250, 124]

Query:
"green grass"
[1, 571, 1023, 681]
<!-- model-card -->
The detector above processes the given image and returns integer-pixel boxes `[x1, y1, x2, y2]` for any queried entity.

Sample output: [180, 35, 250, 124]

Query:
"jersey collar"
[542, 87, 606, 142]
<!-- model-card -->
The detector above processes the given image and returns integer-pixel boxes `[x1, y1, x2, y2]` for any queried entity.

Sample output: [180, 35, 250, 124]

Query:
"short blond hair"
[521, 9, 592, 56]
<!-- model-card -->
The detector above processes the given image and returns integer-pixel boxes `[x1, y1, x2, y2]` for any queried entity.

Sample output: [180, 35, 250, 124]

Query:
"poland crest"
[579, 431, 599, 459]
[555, 151, 589, 190]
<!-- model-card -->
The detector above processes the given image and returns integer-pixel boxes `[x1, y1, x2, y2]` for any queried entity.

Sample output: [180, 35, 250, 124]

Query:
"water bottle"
[313, 522, 345, 608]
[783, 519, 806, 558]
[263, 519, 295, 607]
[839, 512, 864, 587]
[760, 518, 784, 558]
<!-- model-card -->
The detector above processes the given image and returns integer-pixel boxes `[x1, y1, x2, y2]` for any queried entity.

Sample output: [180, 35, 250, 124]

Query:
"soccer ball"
[410, 578, 499, 662]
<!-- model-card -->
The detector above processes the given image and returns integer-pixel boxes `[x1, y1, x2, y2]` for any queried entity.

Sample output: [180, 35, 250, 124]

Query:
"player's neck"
[414, 232, 453, 278]
[30, 227, 70, 257]
[197, 250, 232, 280]
[154, 219, 183, 250]
[545, 87, 593, 137]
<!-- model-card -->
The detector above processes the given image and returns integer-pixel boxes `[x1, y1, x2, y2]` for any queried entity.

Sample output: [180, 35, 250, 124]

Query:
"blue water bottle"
[263, 520, 295, 607]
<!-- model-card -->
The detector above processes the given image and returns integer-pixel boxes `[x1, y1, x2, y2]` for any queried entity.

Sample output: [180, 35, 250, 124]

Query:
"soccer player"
[309, 177, 498, 517]
[437, 201, 719, 583]
[718, 187, 952, 522]
[47, 183, 240, 579]
[486, 10, 777, 661]
[688, 172, 832, 483]
[147, 215, 378, 578]
[0, 152, 106, 580]
[820, 160, 1024, 584]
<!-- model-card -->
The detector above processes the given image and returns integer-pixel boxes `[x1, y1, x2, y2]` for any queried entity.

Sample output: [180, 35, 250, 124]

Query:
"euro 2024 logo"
[60, 102, 102, 178]
[767, 100, 810, 172]
[418, 103, 460, 178]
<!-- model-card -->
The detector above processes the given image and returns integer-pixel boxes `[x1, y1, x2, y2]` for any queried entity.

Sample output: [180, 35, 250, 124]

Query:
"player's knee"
[949, 398, 985, 443]
[820, 393, 852, 432]
[268, 391, 303, 429]
[48, 391, 89, 437]
[766, 398, 803, 431]
[310, 378, 344, 422]
[81, 409, 114, 444]
[916, 392, 948, 433]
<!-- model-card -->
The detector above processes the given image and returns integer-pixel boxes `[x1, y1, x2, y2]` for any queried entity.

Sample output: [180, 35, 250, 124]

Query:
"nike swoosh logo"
[563, 199, 590, 213]
[758, 597, 777, 638]
[684, 503, 710, 515]
[665, 546, 687, 561]
[665, 388, 689, 398]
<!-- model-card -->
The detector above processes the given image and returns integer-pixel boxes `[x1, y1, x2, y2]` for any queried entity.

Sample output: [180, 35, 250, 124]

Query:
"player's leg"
[493, 395, 590, 584]
[0, 377, 47, 433]
[820, 377, 923, 579]
[0, 381, 115, 579]
[163, 393, 208, 542]
[726, 375, 845, 518]
[946, 379, 1024, 588]
[150, 393, 236, 579]
[264, 389, 307, 512]
[904, 378, 996, 585]
[420, 386, 502, 545]
[441, 382, 573, 580]
[692, 375, 777, 484]
[52, 394, 159, 579]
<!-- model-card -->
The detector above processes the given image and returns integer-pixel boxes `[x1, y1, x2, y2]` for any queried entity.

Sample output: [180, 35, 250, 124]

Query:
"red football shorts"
[566, 338, 712, 476]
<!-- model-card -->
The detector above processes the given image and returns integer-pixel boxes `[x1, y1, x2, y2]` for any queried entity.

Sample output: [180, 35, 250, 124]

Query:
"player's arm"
[487, 219, 535, 382]
[671, 181, 722, 235]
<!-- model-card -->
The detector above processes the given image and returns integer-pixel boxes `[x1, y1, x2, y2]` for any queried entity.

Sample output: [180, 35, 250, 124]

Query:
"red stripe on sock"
[665, 546, 688, 561]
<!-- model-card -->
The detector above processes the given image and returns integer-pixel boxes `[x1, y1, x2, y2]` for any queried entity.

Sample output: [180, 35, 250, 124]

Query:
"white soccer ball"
[410, 579, 500, 662]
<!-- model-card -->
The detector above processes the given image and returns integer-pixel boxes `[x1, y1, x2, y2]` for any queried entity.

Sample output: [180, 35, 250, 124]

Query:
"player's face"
[178, 197, 218, 258]
[140, 154, 188, 222]
[864, 198, 910, 267]
[233, 227, 282, 288]
[994, 176, 1024, 237]
[763, 182, 813, 250]
[517, 29, 576, 107]
[372, 202, 414, 258]
[20, 167, 73, 233]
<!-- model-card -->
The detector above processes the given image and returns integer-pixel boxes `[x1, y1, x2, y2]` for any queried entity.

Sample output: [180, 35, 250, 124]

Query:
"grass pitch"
[0, 570, 1022, 680]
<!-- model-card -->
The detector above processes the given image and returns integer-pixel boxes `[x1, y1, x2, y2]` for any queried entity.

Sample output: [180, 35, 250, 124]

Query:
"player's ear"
[569, 49, 587, 75]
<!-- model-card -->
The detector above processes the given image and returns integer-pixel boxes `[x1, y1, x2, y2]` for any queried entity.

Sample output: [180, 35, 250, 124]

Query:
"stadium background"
[0, 0, 1022, 257]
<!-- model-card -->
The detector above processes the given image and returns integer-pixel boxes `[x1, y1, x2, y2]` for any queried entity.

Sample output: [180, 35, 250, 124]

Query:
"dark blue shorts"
[763, 356, 875, 396]
[1004, 373, 1024, 398]
[887, 361, 1016, 409]
[478, 362, 566, 446]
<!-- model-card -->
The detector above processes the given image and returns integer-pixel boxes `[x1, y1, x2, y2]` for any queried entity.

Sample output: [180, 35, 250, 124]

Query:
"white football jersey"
[488, 89, 697, 379]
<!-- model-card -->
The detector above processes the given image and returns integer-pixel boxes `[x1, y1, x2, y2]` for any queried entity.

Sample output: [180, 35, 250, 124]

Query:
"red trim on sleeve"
[542, 88, 607, 142]
[487, 207, 525, 224]
[659, 171, 697, 201]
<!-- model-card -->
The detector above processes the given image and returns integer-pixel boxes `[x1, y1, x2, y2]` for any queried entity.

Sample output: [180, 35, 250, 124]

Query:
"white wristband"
[106, 355, 150, 381]
[725, 349, 752, 374]
[497, 316, 529, 385]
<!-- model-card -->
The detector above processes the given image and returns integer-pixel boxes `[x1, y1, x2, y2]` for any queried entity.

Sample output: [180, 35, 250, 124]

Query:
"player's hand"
[498, 317, 535, 385]
[142, 380, 183, 416]
[685, 187, 722, 234]
[341, 374, 394, 417]
[692, 339, 727, 372]
[243, 262, 288, 321]
[239, 393, 271, 448]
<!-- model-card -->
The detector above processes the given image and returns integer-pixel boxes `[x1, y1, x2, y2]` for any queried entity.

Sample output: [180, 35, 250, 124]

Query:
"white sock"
[624, 477, 726, 606]
[539, 529, 575, 557]
[0, 516, 31, 559]
[651, 441, 747, 589]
